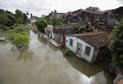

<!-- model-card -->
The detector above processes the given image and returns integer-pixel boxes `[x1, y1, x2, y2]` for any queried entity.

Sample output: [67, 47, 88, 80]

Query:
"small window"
[70, 39, 73, 46]
[85, 46, 91, 56]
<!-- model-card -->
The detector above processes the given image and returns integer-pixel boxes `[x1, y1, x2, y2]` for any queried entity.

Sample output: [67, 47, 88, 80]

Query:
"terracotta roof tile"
[68, 32, 111, 48]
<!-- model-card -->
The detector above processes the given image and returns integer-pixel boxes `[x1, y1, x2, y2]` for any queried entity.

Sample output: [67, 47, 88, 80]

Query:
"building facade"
[66, 32, 111, 63]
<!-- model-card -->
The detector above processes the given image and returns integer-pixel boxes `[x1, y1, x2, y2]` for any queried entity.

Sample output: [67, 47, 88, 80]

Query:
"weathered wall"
[66, 36, 94, 63]
[113, 72, 123, 84]
[53, 33, 63, 44]
[91, 48, 99, 63]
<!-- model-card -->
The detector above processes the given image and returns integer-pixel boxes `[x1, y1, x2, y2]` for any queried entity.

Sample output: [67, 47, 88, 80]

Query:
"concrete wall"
[91, 48, 99, 63]
[66, 36, 94, 63]
[53, 33, 63, 44]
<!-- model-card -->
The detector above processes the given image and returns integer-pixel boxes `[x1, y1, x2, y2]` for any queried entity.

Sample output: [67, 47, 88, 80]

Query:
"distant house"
[66, 9, 105, 30]
[66, 6, 123, 32]
[48, 12, 67, 18]
[30, 17, 40, 28]
[53, 24, 80, 47]
[103, 6, 123, 30]
[30, 18, 36, 24]
[65, 32, 111, 63]
[66, 9, 83, 23]
[44, 25, 53, 39]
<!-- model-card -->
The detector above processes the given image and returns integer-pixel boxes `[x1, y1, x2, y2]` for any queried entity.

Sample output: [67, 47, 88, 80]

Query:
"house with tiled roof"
[44, 25, 54, 39]
[52, 24, 80, 47]
[65, 31, 111, 63]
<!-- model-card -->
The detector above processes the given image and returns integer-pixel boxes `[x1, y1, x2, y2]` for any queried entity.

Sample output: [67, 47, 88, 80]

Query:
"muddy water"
[0, 30, 114, 84]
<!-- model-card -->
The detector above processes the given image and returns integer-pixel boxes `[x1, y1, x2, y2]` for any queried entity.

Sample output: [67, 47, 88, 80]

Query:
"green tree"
[86, 6, 100, 11]
[0, 14, 9, 26]
[35, 18, 47, 33]
[15, 9, 28, 24]
[26, 11, 29, 15]
[0, 9, 17, 30]
[11, 32, 29, 50]
[15, 9, 22, 24]
[109, 20, 123, 69]
[30, 13, 32, 18]
[54, 10, 57, 14]
[22, 13, 28, 24]
[0, 14, 16, 31]
[48, 16, 65, 25]
[6, 14, 16, 26]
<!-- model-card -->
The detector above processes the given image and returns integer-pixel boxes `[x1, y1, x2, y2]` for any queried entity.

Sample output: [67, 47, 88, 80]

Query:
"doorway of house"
[77, 42, 82, 56]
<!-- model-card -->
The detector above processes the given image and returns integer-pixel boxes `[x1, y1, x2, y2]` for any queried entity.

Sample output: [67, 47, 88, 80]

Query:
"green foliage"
[11, 32, 29, 50]
[30, 13, 32, 18]
[78, 26, 92, 33]
[15, 9, 22, 23]
[26, 12, 29, 15]
[86, 6, 100, 11]
[6, 14, 16, 26]
[0, 10, 16, 27]
[32, 16, 39, 19]
[78, 26, 88, 33]
[15, 9, 28, 24]
[0, 14, 9, 25]
[0, 9, 28, 31]
[0, 25, 10, 31]
[64, 48, 71, 56]
[22, 13, 28, 24]
[35, 18, 47, 33]
[109, 20, 123, 69]
[0, 9, 30, 50]
[4, 24, 30, 45]
[6, 24, 23, 33]
[47, 16, 65, 25]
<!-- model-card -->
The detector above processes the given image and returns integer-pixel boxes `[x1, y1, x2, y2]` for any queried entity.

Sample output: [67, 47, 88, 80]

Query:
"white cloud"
[0, 0, 122, 17]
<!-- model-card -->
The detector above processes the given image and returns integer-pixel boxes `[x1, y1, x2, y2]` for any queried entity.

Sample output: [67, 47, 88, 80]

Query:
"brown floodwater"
[0, 30, 114, 84]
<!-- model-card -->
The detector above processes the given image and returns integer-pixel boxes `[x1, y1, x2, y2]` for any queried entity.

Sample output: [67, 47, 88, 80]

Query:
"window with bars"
[70, 39, 73, 46]
[85, 46, 91, 56]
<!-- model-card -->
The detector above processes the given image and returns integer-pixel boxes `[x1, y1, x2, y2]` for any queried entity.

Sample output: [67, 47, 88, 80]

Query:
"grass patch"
[63, 48, 73, 56]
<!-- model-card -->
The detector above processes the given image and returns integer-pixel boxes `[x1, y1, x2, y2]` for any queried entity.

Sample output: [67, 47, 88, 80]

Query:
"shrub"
[78, 26, 88, 33]
[78, 25, 92, 33]
[64, 48, 71, 56]
[0, 25, 9, 31]
[109, 19, 123, 69]
[35, 18, 47, 33]
[11, 32, 29, 50]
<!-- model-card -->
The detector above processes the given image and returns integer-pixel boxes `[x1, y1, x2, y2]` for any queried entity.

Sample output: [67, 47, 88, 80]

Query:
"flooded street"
[0, 30, 114, 84]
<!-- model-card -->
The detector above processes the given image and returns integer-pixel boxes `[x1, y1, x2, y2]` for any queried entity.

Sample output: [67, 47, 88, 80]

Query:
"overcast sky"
[0, 0, 123, 17]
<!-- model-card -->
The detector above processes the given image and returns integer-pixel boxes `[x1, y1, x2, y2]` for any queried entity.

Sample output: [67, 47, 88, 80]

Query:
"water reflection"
[64, 55, 107, 76]
[37, 36, 48, 45]
[0, 30, 114, 84]
[48, 43, 58, 52]
[17, 51, 34, 63]
[92, 71, 106, 84]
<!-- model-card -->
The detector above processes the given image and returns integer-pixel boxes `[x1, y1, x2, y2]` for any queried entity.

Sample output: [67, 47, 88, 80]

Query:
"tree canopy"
[15, 9, 28, 24]
[86, 6, 100, 11]
[35, 18, 47, 33]
[109, 19, 123, 69]
[0, 9, 16, 30]
[44, 16, 65, 25]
